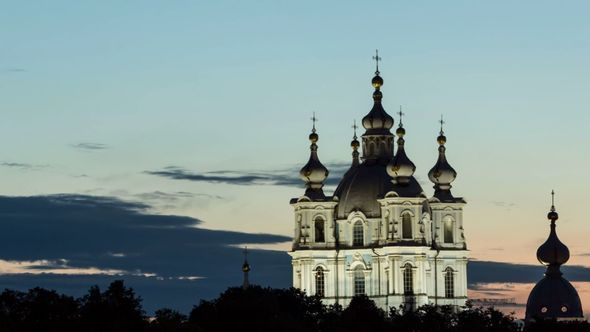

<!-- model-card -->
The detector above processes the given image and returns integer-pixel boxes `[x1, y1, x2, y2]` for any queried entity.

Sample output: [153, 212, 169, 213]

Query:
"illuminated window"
[315, 218, 325, 243]
[444, 267, 454, 298]
[402, 214, 412, 239]
[315, 267, 325, 298]
[354, 267, 365, 296]
[403, 263, 413, 295]
[353, 221, 363, 246]
[443, 217, 454, 244]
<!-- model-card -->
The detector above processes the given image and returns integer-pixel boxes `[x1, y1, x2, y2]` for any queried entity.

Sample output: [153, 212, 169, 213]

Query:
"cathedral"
[288, 55, 469, 311]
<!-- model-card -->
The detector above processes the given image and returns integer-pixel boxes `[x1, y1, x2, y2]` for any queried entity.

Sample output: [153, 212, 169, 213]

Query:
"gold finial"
[352, 120, 358, 140]
[311, 112, 317, 133]
[397, 106, 405, 128]
[551, 190, 555, 212]
[372, 49, 381, 75]
[439, 115, 445, 135]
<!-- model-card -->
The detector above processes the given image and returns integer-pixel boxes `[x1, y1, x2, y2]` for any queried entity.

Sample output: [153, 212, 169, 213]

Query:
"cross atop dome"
[372, 49, 381, 75]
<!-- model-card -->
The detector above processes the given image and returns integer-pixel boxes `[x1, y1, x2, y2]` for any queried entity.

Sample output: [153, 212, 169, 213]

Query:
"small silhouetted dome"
[428, 130, 457, 202]
[536, 229, 570, 266]
[428, 145, 456, 185]
[525, 200, 583, 321]
[526, 275, 583, 320]
[387, 125, 416, 185]
[242, 261, 250, 273]
[537, 207, 569, 266]
[299, 142, 328, 187]
[351, 138, 360, 149]
[299, 125, 329, 199]
[362, 80, 394, 134]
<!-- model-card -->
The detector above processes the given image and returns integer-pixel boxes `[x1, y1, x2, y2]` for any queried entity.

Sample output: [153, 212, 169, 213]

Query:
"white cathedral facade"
[288, 60, 469, 311]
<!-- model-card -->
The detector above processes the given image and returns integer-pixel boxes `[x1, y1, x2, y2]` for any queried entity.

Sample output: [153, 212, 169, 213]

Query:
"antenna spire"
[242, 246, 250, 289]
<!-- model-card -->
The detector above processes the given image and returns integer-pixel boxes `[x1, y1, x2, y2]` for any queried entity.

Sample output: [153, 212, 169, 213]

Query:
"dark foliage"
[0, 282, 589, 332]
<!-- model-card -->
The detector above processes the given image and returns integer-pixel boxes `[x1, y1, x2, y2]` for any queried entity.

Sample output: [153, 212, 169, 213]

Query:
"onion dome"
[526, 191, 583, 321]
[428, 116, 457, 201]
[387, 108, 416, 185]
[299, 114, 329, 200]
[362, 50, 394, 135]
[536, 191, 570, 271]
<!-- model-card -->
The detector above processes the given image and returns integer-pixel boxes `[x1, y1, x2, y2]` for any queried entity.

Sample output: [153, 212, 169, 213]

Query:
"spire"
[351, 120, 360, 166]
[362, 50, 394, 137]
[387, 106, 416, 185]
[242, 246, 250, 289]
[428, 116, 457, 201]
[536, 191, 570, 275]
[299, 114, 329, 200]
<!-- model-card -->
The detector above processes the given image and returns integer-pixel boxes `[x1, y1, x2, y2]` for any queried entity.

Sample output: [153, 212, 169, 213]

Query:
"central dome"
[333, 161, 425, 219]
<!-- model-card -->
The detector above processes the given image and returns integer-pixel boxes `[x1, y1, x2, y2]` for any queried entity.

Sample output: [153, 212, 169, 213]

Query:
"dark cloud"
[145, 162, 351, 188]
[135, 191, 197, 201]
[71, 142, 108, 151]
[0, 194, 290, 313]
[0, 161, 48, 170]
[3, 194, 585, 314]
[468, 260, 590, 284]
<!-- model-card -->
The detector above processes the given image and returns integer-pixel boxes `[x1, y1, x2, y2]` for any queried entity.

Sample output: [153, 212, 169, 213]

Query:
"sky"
[1, 0, 590, 315]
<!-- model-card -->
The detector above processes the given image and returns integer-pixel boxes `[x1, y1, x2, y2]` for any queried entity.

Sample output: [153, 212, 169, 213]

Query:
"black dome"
[333, 161, 425, 219]
[525, 274, 583, 320]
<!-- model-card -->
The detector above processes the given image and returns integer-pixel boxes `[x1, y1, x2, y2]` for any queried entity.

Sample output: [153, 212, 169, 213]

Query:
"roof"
[333, 160, 425, 219]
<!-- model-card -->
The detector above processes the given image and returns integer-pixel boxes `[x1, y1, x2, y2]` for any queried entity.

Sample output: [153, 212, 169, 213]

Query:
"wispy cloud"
[70, 142, 108, 151]
[145, 162, 351, 188]
[0, 161, 48, 171]
[0, 68, 26, 74]
[491, 201, 516, 207]
[0, 258, 150, 276]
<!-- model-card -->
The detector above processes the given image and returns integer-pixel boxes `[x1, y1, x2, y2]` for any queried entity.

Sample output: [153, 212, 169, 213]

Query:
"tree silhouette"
[79, 280, 145, 332]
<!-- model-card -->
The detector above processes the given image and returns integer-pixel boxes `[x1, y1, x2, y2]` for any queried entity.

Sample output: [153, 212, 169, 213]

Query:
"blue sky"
[1, 0, 590, 314]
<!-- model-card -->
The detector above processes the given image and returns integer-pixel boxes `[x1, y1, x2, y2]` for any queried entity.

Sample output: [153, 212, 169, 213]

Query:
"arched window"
[445, 267, 454, 298]
[402, 213, 412, 239]
[353, 221, 363, 246]
[443, 217, 454, 244]
[403, 263, 413, 295]
[315, 217, 325, 243]
[354, 266, 365, 296]
[315, 267, 325, 298]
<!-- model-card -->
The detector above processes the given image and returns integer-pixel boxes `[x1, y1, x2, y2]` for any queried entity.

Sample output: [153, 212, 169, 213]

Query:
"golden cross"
[311, 112, 317, 133]
[352, 120, 358, 139]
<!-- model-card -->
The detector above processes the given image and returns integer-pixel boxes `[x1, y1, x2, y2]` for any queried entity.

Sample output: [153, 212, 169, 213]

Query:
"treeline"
[0, 280, 588, 332]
